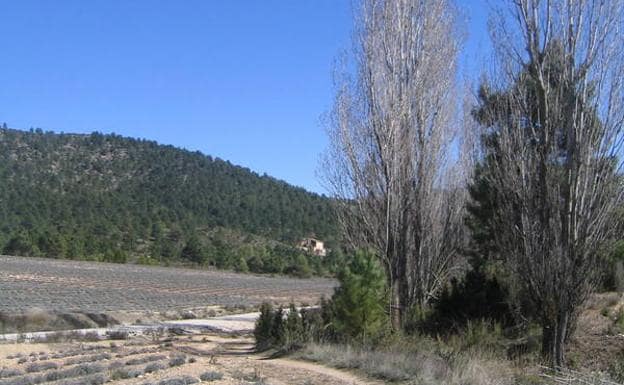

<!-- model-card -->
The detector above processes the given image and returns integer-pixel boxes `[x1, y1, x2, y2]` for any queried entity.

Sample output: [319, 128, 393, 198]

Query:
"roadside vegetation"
[256, 250, 624, 383]
[256, 0, 624, 382]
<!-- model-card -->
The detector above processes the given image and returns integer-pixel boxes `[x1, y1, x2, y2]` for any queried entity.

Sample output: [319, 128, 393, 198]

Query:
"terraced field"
[0, 256, 335, 313]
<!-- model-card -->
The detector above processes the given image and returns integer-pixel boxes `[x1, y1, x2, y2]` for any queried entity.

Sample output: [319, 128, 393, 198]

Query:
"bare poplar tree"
[322, 0, 466, 329]
[478, 0, 624, 368]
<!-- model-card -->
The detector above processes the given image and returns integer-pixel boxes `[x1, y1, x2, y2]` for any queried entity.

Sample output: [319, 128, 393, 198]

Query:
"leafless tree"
[479, 0, 624, 368]
[322, 0, 467, 329]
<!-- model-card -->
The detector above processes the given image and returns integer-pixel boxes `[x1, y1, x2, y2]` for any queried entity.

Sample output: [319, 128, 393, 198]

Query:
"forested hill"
[0, 127, 338, 275]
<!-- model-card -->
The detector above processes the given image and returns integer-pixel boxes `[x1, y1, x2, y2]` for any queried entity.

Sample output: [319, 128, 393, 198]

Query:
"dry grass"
[298, 341, 516, 385]
[540, 367, 621, 385]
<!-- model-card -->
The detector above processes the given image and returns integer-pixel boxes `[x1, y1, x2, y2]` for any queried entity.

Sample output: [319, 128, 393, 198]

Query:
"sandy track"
[257, 357, 384, 385]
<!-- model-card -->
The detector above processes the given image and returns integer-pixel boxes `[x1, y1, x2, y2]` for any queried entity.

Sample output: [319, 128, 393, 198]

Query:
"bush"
[101, 249, 127, 264]
[270, 306, 285, 347]
[64, 353, 111, 365]
[254, 302, 275, 351]
[252, 251, 389, 351]
[300, 306, 327, 343]
[144, 362, 166, 373]
[603, 240, 624, 292]
[283, 303, 305, 351]
[168, 354, 186, 367]
[0, 368, 23, 379]
[110, 368, 143, 380]
[199, 371, 223, 381]
[25, 362, 58, 373]
[234, 256, 249, 273]
[423, 268, 513, 334]
[284, 254, 312, 278]
[253, 301, 328, 352]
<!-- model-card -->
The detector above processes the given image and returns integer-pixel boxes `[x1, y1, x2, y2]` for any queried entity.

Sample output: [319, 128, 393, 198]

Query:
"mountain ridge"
[0, 127, 338, 275]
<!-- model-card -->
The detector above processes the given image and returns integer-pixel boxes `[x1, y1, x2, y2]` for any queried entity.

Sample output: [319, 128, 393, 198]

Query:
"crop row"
[0, 352, 191, 385]
[0, 255, 335, 313]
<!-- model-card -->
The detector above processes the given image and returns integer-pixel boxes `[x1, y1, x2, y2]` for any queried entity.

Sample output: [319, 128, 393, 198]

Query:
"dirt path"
[198, 335, 383, 385]
[169, 334, 382, 385]
[257, 357, 384, 385]
[172, 312, 383, 383]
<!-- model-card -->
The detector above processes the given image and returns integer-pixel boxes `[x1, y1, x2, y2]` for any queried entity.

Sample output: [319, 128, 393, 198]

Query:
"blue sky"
[0, 0, 491, 194]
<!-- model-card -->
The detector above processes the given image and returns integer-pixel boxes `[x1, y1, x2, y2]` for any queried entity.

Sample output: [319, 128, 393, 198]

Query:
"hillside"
[0, 127, 339, 275]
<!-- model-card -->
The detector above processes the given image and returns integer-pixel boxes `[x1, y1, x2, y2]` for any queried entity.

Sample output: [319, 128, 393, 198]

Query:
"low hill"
[0, 127, 339, 275]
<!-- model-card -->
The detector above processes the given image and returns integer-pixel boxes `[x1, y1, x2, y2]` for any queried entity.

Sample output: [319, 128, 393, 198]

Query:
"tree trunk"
[390, 283, 402, 331]
[390, 270, 409, 331]
[541, 321, 555, 366]
[541, 311, 569, 369]
[554, 311, 568, 368]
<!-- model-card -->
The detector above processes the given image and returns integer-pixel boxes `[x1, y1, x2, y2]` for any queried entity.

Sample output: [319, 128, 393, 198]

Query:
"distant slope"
[0, 127, 338, 274]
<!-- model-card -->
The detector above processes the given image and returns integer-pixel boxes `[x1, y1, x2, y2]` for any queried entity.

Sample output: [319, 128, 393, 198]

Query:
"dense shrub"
[254, 303, 317, 352]
[253, 251, 389, 351]
[422, 268, 513, 333]
[254, 302, 275, 351]
[283, 303, 305, 351]
[270, 306, 285, 348]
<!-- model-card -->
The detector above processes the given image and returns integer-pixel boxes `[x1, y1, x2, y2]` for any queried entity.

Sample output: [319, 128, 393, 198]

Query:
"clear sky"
[0, 0, 491, 194]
